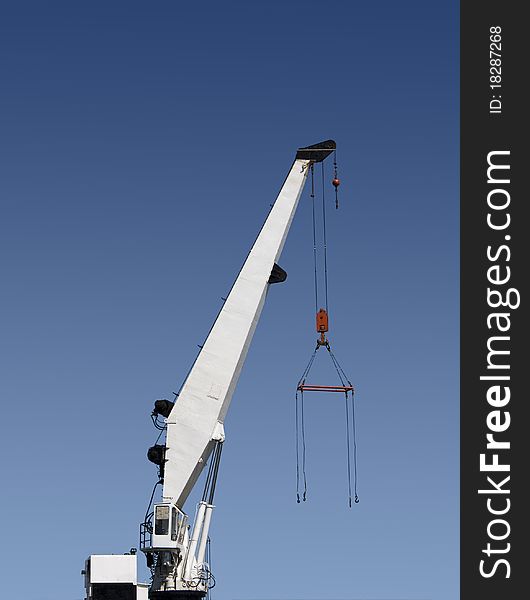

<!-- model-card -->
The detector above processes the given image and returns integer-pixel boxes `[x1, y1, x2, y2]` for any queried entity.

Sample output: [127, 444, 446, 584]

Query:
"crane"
[83, 140, 337, 600]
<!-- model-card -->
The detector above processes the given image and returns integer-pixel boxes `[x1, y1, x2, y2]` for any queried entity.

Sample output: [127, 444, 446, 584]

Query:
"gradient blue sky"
[0, 2, 459, 599]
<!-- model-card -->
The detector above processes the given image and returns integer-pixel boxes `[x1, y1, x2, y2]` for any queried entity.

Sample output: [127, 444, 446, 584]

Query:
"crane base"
[91, 583, 137, 600]
[149, 592, 205, 600]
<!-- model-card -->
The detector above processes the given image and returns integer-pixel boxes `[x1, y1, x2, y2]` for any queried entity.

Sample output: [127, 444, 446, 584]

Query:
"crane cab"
[141, 502, 188, 552]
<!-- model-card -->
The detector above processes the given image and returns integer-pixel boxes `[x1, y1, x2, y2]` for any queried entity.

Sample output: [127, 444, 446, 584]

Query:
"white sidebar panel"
[164, 158, 311, 508]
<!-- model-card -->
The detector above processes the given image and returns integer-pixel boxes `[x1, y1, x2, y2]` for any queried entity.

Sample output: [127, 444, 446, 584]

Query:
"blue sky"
[0, 2, 459, 599]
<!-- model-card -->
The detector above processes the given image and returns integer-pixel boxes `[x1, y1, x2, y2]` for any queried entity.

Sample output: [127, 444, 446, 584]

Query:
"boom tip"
[296, 140, 336, 162]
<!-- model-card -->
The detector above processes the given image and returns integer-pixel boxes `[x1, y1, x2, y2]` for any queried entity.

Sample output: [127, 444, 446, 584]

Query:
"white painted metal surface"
[196, 503, 213, 568]
[89, 554, 137, 584]
[184, 501, 208, 580]
[163, 158, 311, 508]
[181, 500, 214, 581]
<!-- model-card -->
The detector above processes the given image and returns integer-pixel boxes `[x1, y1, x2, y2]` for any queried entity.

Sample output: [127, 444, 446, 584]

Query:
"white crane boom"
[165, 157, 309, 509]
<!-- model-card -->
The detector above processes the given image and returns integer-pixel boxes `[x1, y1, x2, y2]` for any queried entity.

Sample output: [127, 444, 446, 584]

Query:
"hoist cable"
[300, 389, 307, 501]
[295, 155, 358, 507]
[295, 345, 359, 507]
[327, 347, 353, 506]
[327, 348, 347, 388]
[321, 161, 329, 313]
[296, 345, 316, 503]
[328, 347, 353, 388]
[295, 390, 300, 502]
[310, 165, 319, 314]
[344, 391, 353, 507]
[351, 389, 359, 503]
[295, 390, 307, 502]
[297, 344, 319, 387]
[326, 345, 358, 506]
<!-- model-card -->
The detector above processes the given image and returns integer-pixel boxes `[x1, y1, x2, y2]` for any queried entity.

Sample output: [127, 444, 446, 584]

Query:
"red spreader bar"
[297, 384, 353, 393]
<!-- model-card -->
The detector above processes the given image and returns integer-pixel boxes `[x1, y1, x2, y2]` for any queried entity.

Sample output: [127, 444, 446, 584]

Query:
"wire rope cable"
[321, 161, 329, 313]
[310, 164, 319, 314]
